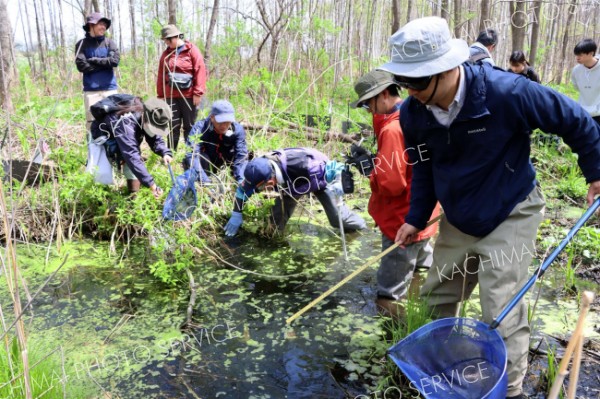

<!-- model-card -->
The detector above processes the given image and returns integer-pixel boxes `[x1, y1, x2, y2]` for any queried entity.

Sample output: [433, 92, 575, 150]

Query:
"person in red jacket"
[157, 25, 207, 150]
[351, 70, 440, 316]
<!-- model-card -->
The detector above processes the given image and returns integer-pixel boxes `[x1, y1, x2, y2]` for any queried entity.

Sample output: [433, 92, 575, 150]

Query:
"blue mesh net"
[163, 168, 198, 221]
[388, 318, 507, 399]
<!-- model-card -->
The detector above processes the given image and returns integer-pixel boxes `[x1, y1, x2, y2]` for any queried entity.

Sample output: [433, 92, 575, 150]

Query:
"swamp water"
[1, 218, 599, 398]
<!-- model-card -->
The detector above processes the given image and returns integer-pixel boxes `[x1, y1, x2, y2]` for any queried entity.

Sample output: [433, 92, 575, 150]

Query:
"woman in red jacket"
[351, 70, 440, 317]
[157, 25, 207, 150]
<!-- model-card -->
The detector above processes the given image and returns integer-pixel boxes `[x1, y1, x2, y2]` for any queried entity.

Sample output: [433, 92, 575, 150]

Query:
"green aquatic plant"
[0, 340, 90, 399]
[544, 344, 563, 399]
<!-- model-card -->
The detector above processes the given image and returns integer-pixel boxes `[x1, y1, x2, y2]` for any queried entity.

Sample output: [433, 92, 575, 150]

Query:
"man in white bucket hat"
[382, 17, 600, 399]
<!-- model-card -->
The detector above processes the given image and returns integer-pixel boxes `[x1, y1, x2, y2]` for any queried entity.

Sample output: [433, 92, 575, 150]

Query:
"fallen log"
[240, 121, 362, 144]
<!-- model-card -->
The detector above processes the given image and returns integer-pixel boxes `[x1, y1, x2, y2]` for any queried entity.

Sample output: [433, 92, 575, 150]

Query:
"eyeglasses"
[395, 75, 434, 91]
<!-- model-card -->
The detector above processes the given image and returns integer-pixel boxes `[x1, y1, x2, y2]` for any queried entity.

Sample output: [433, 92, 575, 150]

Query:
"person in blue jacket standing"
[381, 17, 600, 399]
[75, 12, 120, 135]
[184, 100, 248, 184]
[224, 148, 367, 236]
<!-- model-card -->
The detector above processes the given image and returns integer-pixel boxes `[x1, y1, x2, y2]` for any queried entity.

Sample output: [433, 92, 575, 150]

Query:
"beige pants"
[84, 90, 118, 133]
[420, 186, 545, 397]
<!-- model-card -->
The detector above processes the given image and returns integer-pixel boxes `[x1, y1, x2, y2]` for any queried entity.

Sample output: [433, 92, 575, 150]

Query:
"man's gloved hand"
[325, 160, 345, 183]
[346, 144, 375, 177]
[224, 211, 243, 236]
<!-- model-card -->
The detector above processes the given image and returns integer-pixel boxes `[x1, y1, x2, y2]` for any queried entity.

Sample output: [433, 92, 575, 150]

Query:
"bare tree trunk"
[441, 0, 449, 20]
[19, 0, 35, 76]
[0, 0, 14, 111]
[510, 1, 526, 51]
[529, 0, 542, 69]
[479, 0, 491, 33]
[39, 0, 50, 56]
[84, 0, 93, 15]
[47, 0, 58, 52]
[32, 0, 47, 77]
[391, 0, 401, 33]
[92, 0, 100, 12]
[406, 0, 413, 24]
[129, 0, 137, 57]
[454, 0, 462, 38]
[557, 0, 577, 84]
[255, 0, 292, 71]
[56, 0, 67, 73]
[117, 0, 123, 52]
[167, 0, 177, 25]
[104, 0, 112, 19]
[204, 0, 220, 65]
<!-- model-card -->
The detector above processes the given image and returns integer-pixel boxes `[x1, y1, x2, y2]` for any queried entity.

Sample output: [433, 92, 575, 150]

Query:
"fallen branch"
[184, 268, 198, 329]
[241, 121, 360, 144]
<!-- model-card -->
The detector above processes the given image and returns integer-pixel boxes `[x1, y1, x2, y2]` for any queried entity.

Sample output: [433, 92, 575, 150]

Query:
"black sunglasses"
[395, 75, 434, 91]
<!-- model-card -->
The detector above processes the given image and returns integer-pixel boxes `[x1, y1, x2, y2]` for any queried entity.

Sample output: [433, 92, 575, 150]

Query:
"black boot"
[126, 179, 141, 197]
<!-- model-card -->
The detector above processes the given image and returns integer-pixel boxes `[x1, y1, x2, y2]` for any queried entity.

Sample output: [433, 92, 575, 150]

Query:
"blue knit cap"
[242, 157, 273, 196]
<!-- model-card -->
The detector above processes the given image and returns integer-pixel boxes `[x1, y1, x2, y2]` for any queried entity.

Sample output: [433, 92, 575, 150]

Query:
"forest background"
[0, 0, 600, 398]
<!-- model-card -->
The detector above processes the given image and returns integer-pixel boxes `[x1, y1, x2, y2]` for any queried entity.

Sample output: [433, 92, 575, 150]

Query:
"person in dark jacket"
[183, 100, 248, 184]
[508, 51, 540, 83]
[157, 25, 207, 150]
[75, 12, 120, 134]
[380, 17, 600, 399]
[224, 148, 367, 237]
[469, 28, 497, 65]
[92, 96, 173, 198]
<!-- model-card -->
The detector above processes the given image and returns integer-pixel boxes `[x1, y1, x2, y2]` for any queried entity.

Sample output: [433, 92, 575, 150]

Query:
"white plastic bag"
[86, 141, 114, 185]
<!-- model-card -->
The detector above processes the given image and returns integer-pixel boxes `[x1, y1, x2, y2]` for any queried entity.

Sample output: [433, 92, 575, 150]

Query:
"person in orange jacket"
[350, 70, 440, 314]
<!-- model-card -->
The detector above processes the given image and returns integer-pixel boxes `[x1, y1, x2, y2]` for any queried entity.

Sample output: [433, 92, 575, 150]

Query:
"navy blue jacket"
[184, 117, 248, 182]
[402, 63, 600, 237]
[96, 113, 172, 187]
[75, 34, 119, 91]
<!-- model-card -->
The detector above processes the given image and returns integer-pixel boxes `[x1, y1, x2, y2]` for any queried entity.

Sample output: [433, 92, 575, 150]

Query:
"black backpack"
[90, 94, 136, 121]
[468, 52, 489, 65]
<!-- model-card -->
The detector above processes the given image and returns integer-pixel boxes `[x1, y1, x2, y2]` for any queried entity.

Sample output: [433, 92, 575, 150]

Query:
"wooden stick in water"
[547, 291, 595, 399]
[567, 333, 584, 399]
[286, 214, 443, 325]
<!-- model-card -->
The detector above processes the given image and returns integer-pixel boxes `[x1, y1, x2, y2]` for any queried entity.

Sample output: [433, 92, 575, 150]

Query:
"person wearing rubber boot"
[350, 69, 440, 319]
[90, 96, 173, 198]
[383, 17, 600, 399]
[224, 148, 367, 236]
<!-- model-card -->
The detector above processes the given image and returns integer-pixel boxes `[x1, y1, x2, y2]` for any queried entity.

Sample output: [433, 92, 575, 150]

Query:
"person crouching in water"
[223, 148, 367, 236]
[91, 96, 173, 198]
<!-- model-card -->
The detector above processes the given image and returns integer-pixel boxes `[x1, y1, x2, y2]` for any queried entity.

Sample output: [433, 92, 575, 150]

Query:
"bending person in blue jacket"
[184, 100, 248, 184]
[224, 148, 367, 236]
[383, 18, 600, 399]
[91, 96, 173, 198]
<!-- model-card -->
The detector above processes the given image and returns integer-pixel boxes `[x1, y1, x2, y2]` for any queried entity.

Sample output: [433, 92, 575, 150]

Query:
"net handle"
[490, 198, 600, 329]
[168, 164, 176, 185]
